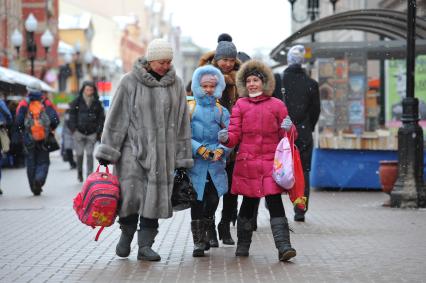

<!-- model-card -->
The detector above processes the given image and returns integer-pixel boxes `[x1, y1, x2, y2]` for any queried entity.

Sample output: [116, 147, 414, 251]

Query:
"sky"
[165, 0, 292, 58]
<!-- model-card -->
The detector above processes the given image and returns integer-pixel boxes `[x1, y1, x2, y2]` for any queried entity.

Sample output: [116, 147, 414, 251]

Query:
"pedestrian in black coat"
[68, 81, 105, 182]
[282, 45, 320, 222]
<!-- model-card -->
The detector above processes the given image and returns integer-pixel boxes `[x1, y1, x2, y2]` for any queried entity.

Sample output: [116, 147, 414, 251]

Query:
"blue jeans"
[25, 145, 50, 188]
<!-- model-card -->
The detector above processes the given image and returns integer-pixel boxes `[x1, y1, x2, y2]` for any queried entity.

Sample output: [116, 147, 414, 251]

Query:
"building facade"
[0, 0, 59, 78]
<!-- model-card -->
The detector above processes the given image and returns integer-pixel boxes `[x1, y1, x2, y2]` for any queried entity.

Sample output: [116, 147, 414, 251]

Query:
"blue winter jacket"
[189, 65, 231, 200]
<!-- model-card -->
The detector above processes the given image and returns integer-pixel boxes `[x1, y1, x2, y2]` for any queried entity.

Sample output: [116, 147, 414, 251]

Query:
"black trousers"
[191, 174, 219, 220]
[239, 194, 286, 219]
[221, 161, 238, 222]
[65, 149, 76, 167]
[296, 141, 313, 212]
[119, 215, 159, 229]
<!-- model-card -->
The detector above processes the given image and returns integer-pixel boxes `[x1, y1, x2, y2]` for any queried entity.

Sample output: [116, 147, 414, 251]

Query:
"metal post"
[379, 35, 385, 126]
[391, 0, 426, 208]
[26, 31, 37, 76]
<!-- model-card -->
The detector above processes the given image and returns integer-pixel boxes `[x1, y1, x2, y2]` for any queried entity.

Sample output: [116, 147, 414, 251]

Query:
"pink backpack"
[73, 165, 120, 241]
[272, 133, 295, 190]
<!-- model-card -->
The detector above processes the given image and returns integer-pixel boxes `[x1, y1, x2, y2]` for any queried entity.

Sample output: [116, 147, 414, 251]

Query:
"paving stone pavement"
[1, 154, 426, 283]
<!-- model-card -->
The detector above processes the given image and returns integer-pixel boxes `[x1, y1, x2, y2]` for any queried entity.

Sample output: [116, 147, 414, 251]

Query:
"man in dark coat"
[68, 81, 105, 182]
[282, 45, 320, 222]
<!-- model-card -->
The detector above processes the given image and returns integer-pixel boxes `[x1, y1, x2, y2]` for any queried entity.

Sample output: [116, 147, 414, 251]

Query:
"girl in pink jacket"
[218, 59, 297, 261]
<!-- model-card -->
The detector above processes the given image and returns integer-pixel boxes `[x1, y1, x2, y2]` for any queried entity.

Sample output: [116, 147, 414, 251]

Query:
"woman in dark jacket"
[68, 81, 105, 182]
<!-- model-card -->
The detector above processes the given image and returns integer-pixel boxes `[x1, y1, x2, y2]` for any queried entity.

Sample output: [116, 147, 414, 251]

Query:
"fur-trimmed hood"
[191, 65, 225, 99]
[131, 57, 176, 87]
[236, 60, 275, 97]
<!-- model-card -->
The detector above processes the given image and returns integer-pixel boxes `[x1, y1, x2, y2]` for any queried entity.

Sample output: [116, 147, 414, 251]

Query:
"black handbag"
[45, 132, 60, 152]
[171, 168, 197, 211]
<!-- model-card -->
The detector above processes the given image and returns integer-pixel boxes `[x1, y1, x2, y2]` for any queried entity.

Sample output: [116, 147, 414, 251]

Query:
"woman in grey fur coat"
[95, 39, 193, 261]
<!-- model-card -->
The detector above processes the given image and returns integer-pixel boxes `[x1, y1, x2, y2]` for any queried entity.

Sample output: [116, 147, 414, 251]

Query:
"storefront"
[270, 9, 426, 189]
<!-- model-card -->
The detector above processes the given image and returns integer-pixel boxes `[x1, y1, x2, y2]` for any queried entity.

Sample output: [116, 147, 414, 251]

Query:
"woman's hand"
[98, 158, 111, 166]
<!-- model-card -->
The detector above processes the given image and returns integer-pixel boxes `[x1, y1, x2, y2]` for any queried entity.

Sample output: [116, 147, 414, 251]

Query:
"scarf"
[248, 91, 263, 98]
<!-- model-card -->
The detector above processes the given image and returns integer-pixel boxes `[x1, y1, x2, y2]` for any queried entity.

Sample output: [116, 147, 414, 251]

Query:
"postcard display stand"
[311, 53, 399, 189]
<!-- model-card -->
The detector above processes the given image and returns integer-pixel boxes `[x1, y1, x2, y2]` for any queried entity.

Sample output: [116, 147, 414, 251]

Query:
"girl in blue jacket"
[189, 65, 231, 257]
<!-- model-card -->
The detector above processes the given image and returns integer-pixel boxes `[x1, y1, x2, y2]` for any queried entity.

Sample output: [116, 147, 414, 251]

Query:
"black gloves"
[98, 158, 111, 166]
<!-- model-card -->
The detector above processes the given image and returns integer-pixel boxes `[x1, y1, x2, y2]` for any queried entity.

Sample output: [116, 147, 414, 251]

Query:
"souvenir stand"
[311, 54, 426, 189]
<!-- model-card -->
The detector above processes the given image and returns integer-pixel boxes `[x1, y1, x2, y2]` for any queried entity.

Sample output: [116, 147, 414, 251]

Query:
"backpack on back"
[73, 165, 120, 241]
[25, 100, 50, 141]
[187, 96, 225, 128]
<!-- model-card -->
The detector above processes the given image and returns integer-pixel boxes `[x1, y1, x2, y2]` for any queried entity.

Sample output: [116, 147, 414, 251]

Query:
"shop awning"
[271, 40, 426, 65]
[0, 66, 54, 94]
[270, 9, 426, 65]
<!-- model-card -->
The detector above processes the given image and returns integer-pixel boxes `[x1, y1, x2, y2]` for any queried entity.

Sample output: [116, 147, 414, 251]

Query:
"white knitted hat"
[287, 45, 305, 65]
[146, 39, 174, 61]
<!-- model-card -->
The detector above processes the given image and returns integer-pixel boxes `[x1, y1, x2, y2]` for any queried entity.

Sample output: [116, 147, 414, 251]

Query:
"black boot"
[294, 206, 305, 222]
[230, 208, 238, 226]
[31, 180, 42, 196]
[270, 217, 296, 261]
[235, 216, 253, 257]
[116, 224, 137, 257]
[191, 220, 206, 257]
[218, 220, 235, 245]
[205, 217, 219, 248]
[137, 228, 161, 261]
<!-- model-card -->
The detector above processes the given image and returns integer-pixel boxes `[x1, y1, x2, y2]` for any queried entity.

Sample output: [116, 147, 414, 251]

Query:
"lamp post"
[24, 13, 38, 76]
[10, 14, 54, 77]
[84, 51, 93, 80]
[390, 0, 426, 208]
[288, 0, 339, 41]
[73, 42, 83, 90]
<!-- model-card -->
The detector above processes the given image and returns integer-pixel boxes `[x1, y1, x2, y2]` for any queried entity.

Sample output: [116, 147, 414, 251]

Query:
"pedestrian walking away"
[188, 65, 231, 257]
[7, 99, 26, 168]
[68, 81, 105, 182]
[282, 45, 320, 222]
[0, 96, 13, 195]
[197, 33, 242, 246]
[95, 38, 193, 262]
[61, 109, 76, 169]
[218, 59, 297, 261]
[15, 81, 60, 196]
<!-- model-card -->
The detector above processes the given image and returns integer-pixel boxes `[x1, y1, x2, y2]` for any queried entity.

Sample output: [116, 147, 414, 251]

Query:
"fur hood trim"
[236, 60, 275, 97]
[131, 57, 176, 87]
[191, 65, 225, 99]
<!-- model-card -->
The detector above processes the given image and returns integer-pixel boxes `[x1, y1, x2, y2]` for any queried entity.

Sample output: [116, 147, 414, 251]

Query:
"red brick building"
[120, 24, 145, 73]
[0, 0, 59, 78]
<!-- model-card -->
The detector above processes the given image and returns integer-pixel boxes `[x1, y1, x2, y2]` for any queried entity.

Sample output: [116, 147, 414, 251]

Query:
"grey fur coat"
[95, 58, 193, 219]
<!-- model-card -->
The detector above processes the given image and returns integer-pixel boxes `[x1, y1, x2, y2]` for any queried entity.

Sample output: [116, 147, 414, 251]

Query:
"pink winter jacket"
[224, 94, 297, 198]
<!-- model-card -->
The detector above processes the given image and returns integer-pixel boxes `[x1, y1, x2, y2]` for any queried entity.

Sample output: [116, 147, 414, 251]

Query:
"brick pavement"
[1, 155, 426, 283]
